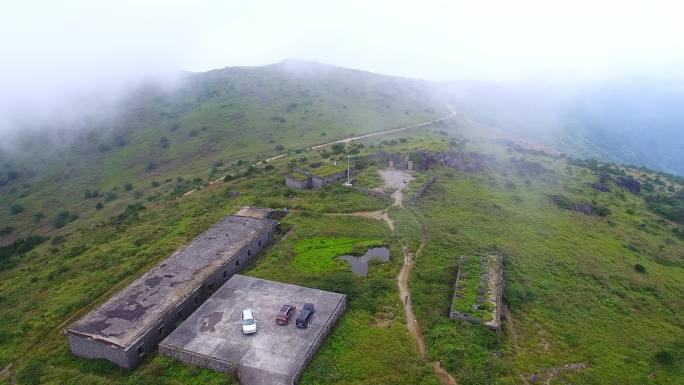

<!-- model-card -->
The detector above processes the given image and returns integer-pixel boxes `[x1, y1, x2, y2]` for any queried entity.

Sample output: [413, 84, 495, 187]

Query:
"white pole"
[347, 155, 350, 184]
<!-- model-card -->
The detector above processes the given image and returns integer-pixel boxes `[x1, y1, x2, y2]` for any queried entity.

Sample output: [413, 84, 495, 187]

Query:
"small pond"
[339, 247, 390, 276]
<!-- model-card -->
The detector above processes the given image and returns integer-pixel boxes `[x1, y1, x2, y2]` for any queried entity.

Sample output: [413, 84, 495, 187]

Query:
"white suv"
[241, 309, 257, 334]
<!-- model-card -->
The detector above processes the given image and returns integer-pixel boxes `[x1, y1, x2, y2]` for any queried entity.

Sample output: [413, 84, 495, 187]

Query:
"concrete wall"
[67, 225, 275, 369]
[288, 296, 346, 385]
[285, 176, 311, 190]
[310, 171, 347, 189]
[158, 345, 236, 373]
[68, 334, 132, 369]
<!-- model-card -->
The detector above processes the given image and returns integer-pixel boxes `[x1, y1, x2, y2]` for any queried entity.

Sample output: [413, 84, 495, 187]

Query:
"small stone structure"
[450, 253, 503, 331]
[285, 164, 348, 190]
[66, 209, 279, 369]
[159, 275, 346, 385]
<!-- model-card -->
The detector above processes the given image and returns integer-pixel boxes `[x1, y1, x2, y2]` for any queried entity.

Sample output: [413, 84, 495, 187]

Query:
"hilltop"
[0, 61, 682, 385]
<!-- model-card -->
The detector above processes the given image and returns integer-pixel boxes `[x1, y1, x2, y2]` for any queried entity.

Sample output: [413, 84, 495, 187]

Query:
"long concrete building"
[66, 212, 278, 369]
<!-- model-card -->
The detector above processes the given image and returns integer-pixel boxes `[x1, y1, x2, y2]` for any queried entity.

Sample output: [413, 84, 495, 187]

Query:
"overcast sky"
[1, 0, 683, 130]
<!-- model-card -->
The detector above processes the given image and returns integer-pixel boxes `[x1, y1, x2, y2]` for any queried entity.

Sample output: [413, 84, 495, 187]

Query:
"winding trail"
[329, 168, 457, 385]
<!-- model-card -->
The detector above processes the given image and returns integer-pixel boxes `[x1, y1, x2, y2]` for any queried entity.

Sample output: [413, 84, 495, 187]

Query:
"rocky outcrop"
[442, 151, 495, 172]
[510, 158, 550, 176]
[617, 176, 641, 194]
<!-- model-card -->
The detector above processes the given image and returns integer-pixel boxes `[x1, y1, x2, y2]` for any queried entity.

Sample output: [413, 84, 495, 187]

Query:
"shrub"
[104, 191, 118, 202]
[53, 211, 78, 228]
[151, 181, 160, 188]
[223, 174, 234, 182]
[188, 129, 198, 137]
[146, 162, 157, 171]
[124, 183, 133, 191]
[97, 143, 110, 152]
[159, 136, 170, 148]
[10, 204, 24, 215]
[654, 350, 675, 367]
[275, 144, 285, 151]
[0, 226, 14, 235]
[634, 264, 646, 273]
[34, 212, 45, 221]
[331, 143, 345, 155]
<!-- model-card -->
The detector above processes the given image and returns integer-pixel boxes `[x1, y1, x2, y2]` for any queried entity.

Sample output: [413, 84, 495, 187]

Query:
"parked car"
[241, 309, 257, 334]
[296, 303, 315, 328]
[276, 304, 296, 325]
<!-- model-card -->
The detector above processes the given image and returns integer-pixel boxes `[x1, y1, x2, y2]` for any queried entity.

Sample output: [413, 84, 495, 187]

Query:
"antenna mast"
[344, 154, 352, 187]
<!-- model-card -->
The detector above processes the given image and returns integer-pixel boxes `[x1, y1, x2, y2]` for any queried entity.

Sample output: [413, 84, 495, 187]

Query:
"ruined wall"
[311, 171, 347, 189]
[449, 254, 504, 331]
[285, 176, 311, 189]
[409, 176, 436, 206]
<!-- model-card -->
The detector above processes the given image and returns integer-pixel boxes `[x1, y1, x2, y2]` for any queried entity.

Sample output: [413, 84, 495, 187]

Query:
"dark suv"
[296, 303, 315, 328]
[275, 304, 296, 325]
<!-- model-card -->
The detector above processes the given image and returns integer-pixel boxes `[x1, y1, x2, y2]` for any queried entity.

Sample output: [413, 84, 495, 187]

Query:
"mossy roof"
[311, 162, 347, 177]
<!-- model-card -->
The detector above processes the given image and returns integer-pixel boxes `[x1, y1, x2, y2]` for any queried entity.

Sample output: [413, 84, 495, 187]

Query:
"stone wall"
[450, 254, 504, 331]
[409, 176, 436, 206]
[158, 345, 236, 373]
[285, 176, 311, 189]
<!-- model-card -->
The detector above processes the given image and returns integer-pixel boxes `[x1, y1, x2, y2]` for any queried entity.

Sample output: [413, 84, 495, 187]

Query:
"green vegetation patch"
[290, 171, 310, 181]
[451, 255, 493, 321]
[311, 162, 347, 177]
[292, 236, 382, 273]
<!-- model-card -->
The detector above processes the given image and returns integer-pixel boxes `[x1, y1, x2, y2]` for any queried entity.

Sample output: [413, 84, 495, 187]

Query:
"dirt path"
[311, 102, 455, 150]
[398, 225, 457, 385]
[320, 167, 457, 385]
[381, 169, 457, 385]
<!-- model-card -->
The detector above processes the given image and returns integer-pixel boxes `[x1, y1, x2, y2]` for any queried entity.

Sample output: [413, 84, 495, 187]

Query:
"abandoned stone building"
[66, 211, 278, 369]
[285, 163, 348, 190]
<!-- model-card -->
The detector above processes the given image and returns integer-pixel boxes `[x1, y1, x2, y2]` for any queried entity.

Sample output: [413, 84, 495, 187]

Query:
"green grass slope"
[0, 59, 446, 245]
[403, 141, 684, 384]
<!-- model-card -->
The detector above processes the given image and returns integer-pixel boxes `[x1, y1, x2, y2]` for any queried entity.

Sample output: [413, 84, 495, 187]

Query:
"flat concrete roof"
[68, 215, 276, 348]
[160, 275, 346, 385]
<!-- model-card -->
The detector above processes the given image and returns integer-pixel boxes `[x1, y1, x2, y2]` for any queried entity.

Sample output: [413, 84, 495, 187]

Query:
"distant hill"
[0, 59, 447, 241]
[446, 77, 684, 175]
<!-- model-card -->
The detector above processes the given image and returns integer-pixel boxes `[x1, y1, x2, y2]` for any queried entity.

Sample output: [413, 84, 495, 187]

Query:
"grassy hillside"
[391, 127, 684, 384]
[0, 59, 446, 245]
[0, 62, 682, 385]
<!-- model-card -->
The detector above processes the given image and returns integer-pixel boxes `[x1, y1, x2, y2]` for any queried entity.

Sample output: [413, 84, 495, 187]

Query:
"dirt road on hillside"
[203, 102, 456, 189]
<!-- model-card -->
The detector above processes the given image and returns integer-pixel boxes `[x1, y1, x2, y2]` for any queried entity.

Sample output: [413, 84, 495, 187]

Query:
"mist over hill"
[448, 76, 684, 175]
[0, 60, 446, 238]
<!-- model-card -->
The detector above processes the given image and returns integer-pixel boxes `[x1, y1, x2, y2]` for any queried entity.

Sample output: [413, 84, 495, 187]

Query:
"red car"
[276, 304, 296, 325]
